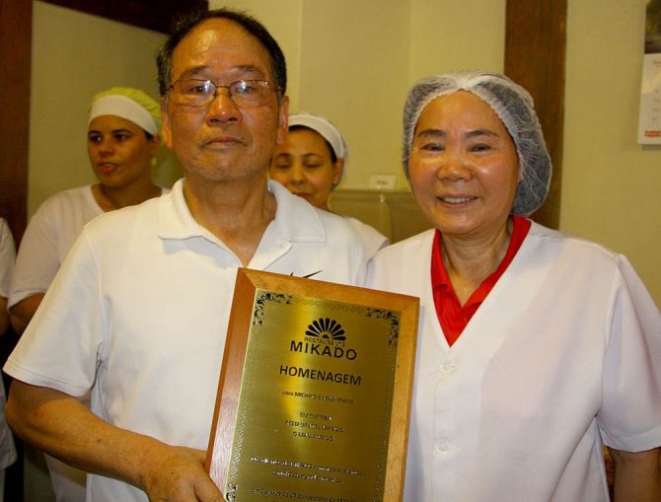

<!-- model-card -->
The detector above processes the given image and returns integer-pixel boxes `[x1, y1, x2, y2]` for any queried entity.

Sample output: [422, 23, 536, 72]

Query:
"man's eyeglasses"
[168, 79, 279, 108]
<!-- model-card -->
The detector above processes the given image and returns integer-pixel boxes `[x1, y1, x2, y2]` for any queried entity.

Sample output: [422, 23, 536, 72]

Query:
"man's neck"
[183, 172, 277, 266]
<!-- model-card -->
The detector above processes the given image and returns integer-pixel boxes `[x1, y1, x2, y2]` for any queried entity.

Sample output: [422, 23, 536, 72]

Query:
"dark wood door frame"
[0, 0, 33, 243]
[38, 0, 208, 35]
[505, 0, 567, 228]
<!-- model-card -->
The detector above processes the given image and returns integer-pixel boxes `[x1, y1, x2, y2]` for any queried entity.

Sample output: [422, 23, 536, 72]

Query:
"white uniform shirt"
[0, 219, 17, 470]
[9, 185, 168, 308]
[8, 186, 103, 308]
[5, 179, 367, 502]
[345, 216, 389, 258]
[367, 222, 661, 502]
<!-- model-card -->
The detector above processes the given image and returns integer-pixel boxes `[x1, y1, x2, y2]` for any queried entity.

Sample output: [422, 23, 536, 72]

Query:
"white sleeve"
[4, 231, 107, 397]
[9, 203, 63, 307]
[0, 220, 16, 298]
[598, 255, 661, 452]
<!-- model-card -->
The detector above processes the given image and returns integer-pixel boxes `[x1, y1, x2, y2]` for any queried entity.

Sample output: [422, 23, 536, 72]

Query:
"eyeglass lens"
[170, 79, 275, 107]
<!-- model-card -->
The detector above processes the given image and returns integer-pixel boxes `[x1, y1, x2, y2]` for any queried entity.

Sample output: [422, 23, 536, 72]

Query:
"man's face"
[161, 18, 288, 184]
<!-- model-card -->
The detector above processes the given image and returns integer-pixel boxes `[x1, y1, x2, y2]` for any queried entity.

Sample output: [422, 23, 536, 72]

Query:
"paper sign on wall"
[638, 1, 661, 144]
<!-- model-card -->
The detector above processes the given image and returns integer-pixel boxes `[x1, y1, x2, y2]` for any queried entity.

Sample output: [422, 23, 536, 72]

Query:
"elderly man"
[4, 9, 366, 502]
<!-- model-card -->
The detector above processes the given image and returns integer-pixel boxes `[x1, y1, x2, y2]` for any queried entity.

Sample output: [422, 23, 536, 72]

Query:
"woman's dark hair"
[157, 8, 287, 99]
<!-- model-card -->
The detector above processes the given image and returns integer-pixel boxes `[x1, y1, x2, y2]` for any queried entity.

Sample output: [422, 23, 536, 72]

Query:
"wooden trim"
[505, 0, 567, 229]
[0, 0, 32, 243]
[39, 0, 208, 34]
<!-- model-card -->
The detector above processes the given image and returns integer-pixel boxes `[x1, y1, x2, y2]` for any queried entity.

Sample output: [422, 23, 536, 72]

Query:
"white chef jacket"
[367, 222, 661, 502]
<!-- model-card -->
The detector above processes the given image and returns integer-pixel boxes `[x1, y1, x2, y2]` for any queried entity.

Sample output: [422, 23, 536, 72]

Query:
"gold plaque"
[206, 269, 418, 502]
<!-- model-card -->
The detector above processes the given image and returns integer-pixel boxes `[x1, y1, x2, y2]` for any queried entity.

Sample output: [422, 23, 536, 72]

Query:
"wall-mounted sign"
[638, 0, 661, 144]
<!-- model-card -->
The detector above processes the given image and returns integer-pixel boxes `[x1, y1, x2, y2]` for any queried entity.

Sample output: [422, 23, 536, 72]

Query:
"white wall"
[29, 2, 182, 215]
[296, 0, 412, 190]
[409, 0, 506, 79]
[563, 0, 661, 304]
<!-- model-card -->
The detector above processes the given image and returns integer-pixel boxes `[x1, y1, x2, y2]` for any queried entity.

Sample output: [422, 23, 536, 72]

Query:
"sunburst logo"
[291, 317, 356, 358]
[306, 318, 346, 342]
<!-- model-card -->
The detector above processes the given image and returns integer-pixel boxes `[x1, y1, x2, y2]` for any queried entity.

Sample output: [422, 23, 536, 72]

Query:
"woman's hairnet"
[402, 71, 552, 215]
[288, 111, 348, 188]
[88, 87, 161, 136]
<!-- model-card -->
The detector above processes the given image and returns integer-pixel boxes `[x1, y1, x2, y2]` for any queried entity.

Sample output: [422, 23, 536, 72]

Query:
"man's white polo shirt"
[5, 179, 367, 502]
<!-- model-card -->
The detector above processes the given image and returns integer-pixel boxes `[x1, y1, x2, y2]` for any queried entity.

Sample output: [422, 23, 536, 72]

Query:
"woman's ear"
[332, 158, 345, 186]
[148, 134, 161, 156]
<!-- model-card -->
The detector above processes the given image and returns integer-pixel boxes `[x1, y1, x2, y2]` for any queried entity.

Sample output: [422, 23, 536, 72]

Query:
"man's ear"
[160, 96, 173, 149]
[276, 96, 290, 145]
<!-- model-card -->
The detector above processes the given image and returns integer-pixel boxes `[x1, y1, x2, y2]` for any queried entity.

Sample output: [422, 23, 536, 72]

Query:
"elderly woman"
[8, 86, 166, 502]
[270, 111, 388, 257]
[368, 71, 661, 501]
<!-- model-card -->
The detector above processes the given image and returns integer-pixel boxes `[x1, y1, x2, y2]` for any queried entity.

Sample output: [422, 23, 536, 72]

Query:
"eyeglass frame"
[166, 78, 282, 108]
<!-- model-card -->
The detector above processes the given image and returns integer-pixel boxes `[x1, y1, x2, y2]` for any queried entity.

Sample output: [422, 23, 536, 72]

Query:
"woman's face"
[269, 128, 343, 210]
[87, 115, 159, 190]
[408, 91, 519, 240]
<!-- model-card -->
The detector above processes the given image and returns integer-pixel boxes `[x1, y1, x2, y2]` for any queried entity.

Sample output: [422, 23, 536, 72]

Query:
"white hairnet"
[402, 71, 552, 215]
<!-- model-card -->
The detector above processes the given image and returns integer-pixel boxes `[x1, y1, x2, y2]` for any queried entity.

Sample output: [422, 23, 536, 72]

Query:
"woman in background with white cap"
[270, 112, 388, 257]
[368, 71, 660, 501]
[8, 86, 167, 502]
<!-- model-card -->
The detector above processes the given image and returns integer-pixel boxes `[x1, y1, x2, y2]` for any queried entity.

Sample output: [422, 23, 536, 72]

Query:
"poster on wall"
[638, 0, 661, 144]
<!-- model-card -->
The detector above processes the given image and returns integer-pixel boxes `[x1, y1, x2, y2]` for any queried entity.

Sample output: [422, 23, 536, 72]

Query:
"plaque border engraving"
[205, 269, 419, 501]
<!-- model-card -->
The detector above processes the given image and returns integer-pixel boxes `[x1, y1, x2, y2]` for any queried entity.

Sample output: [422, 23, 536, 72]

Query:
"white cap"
[288, 112, 347, 160]
[88, 95, 158, 136]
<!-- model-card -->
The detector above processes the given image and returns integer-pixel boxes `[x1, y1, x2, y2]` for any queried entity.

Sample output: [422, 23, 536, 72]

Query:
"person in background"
[4, 9, 366, 502]
[0, 219, 17, 502]
[270, 111, 389, 256]
[8, 86, 167, 502]
[9, 86, 166, 335]
[368, 71, 661, 501]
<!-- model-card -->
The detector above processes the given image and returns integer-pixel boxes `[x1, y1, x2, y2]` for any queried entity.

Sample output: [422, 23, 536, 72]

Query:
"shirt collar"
[431, 229, 452, 290]
[157, 178, 326, 243]
[430, 215, 532, 298]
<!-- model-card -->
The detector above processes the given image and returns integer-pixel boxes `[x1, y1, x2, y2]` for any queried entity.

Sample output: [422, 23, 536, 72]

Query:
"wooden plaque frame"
[205, 268, 419, 501]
